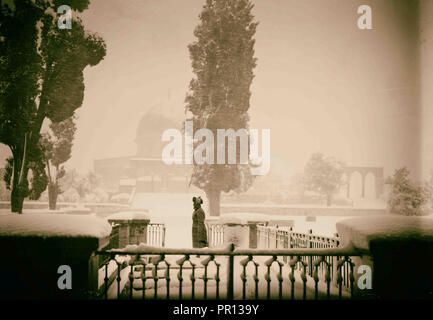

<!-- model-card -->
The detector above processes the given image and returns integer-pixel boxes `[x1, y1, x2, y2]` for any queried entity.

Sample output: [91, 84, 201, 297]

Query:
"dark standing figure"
[192, 196, 208, 248]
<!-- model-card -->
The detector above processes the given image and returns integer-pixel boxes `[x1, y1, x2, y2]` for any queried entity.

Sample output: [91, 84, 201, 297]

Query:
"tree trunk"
[48, 183, 58, 210]
[10, 134, 31, 214]
[11, 187, 25, 213]
[10, 157, 25, 214]
[326, 194, 332, 207]
[206, 189, 221, 216]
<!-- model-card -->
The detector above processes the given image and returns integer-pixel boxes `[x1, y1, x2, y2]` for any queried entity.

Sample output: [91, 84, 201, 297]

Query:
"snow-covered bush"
[85, 188, 109, 203]
[386, 167, 430, 216]
[59, 187, 80, 203]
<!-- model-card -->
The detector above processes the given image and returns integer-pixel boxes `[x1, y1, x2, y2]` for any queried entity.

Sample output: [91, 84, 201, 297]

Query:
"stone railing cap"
[106, 211, 150, 221]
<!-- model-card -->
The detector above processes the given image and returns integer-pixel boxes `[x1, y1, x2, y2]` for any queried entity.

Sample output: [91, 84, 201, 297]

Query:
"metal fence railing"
[92, 243, 361, 300]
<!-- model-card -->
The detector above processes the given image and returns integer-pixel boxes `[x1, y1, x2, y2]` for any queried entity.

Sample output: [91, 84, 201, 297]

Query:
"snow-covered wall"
[336, 215, 433, 251]
[0, 213, 112, 238]
[0, 213, 113, 299]
[336, 215, 433, 299]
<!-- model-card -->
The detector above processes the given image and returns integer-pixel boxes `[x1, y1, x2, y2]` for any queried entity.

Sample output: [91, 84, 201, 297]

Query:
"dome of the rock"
[135, 112, 180, 158]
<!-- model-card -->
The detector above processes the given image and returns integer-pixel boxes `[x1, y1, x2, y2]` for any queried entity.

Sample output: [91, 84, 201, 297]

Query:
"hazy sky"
[0, 0, 422, 179]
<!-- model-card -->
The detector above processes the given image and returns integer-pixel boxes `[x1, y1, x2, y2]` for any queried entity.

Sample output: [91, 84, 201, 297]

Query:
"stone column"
[223, 222, 250, 248]
[361, 174, 366, 198]
[107, 210, 150, 247]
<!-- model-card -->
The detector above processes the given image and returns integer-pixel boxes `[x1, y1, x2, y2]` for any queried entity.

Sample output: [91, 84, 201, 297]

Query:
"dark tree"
[185, 0, 257, 216]
[40, 116, 76, 210]
[303, 153, 344, 206]
[0, 0, 106, 213]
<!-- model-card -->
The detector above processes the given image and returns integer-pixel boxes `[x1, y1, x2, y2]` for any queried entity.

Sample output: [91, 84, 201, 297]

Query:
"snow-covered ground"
[0, 194, 393, 247]
[129, 193, 388, 248]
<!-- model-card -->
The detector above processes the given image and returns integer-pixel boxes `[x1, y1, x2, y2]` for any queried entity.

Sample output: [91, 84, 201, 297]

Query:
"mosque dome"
[135, 111, 180, 158]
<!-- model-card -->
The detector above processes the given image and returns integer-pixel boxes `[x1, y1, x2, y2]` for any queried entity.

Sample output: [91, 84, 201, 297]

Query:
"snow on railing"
[93, 243, 361, 300]
[256, 225, 352, 289]
[257, 225, 340, 250]
[96, 222, 166, 294]
[203, 222, 353, 292]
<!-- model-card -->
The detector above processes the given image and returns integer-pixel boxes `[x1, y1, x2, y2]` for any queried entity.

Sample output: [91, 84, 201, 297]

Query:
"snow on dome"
[106, 210, 150, 221]
[0, 213, 112, 238]
[336, 215, 433, 251]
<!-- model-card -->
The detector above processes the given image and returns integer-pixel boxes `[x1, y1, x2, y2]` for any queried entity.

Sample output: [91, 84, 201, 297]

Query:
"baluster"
[141, 261, 147, 300]
[160, 225, 163, 247]
[152, 258, 159, 299]
[336, 258, 345, 300]
[203, 263, 208, 300]
[227, 243, 235, 300]
[151, 226, 154, 245]
[240, 258, 248, 300]
[254, 263, 259, 300]
[216, 264, 220, 299]
[289, 228, 292, 249]
[308, 229, 313, 276]
[301, 265, 307, 300]
[277, 260, 283, 300]
[165, 259, 170, 300]
[325, 261, 331, 300]
[176, 255, 191, 299]
[313, 257, 320, 300]
[177, 264, 183, 299]
[191, 264, 196, 299]
[265, 262, 271, 300]
[116, 260, 122, 299]
[104, 262, 109, 300]
[264, 255, 283, 300]
[298, 257, 307, 300]
[345, 260, 348, 287]
[348, 258, 355, 298]
[313, 256, 330, 300]
[239, 255, 255, 299]
[129, 264, 134, 299]
[289, 257, 297, 300]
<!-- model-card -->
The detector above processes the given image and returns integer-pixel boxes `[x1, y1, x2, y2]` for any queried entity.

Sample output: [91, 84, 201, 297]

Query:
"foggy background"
[0, 0, 424, 180]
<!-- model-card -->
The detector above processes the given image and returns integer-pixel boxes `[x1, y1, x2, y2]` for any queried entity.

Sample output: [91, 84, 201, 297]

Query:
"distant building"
[94, 112, 195, 195]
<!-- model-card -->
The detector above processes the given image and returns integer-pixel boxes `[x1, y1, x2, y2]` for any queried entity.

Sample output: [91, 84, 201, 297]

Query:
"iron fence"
[256, 225, 355, 289]
[93, 243, 360, 300]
